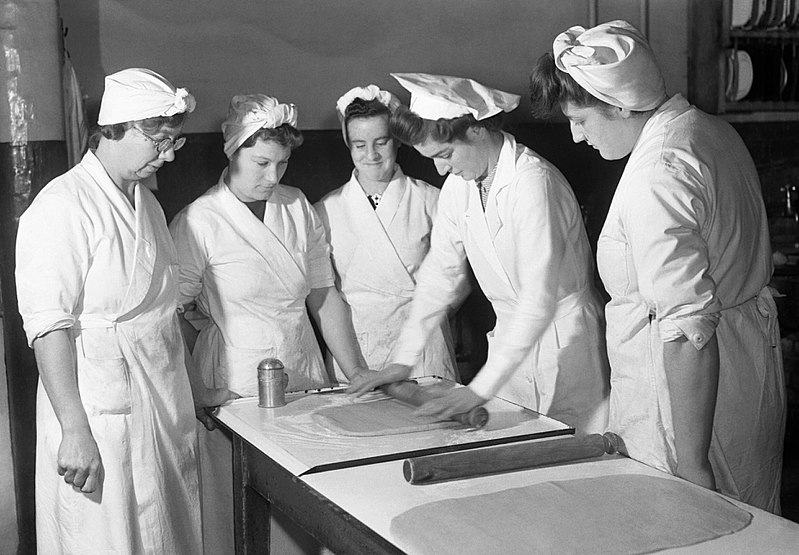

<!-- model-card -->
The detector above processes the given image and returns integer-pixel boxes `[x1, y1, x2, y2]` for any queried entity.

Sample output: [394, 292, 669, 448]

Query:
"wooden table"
[216, 384, 799, 554]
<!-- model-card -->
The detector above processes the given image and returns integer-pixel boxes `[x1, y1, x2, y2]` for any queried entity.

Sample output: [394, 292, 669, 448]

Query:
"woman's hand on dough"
[415, 387, 486, 420]
[346, 363, 413, 396]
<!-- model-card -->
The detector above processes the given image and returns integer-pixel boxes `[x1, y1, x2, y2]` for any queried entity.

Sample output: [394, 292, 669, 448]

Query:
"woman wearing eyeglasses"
[169, 93, 369, 553]
[15, 68, 202, 553]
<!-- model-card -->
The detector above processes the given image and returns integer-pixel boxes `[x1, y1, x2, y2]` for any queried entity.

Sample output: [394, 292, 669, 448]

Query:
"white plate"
[731, 0, 755, 28]
[736, 50, 754, 100]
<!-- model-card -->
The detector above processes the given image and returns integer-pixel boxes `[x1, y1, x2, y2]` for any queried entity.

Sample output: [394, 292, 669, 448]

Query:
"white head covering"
[221, 94, 298, 159]
[335, 84, 400, 144]
[97, 68, 196, 125]
[391, 73, 519, 121]
[553, 20, 666, 111]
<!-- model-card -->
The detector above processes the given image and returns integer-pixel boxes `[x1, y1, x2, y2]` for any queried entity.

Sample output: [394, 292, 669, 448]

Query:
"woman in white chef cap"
[314, 85, 459, 384]
[351, 73, 610, 435]
[529, 20, 785, 513]
[170, 93, 369, 553]
[15, 68, 202, 553]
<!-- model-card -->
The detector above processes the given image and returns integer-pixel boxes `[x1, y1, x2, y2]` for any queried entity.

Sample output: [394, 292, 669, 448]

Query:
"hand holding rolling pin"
[346, 362, 413, 395]
[348, 365, 489, 429]
[411, 386, 488, 421]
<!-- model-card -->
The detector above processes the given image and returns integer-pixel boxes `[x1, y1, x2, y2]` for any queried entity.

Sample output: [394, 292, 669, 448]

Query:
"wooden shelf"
[730, 29, 799, 40]
[721, 110, 799, 122]
[689, 0, 799, 120]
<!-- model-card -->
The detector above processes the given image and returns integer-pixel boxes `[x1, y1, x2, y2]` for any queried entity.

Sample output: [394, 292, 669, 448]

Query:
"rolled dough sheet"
[390, 474, 752, 554]
[312, 397, 458, 437]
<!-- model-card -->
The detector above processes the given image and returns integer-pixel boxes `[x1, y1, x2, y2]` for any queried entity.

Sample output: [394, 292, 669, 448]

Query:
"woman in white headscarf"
[314, 85, 459, 384]
[351, 73, 610, 435]
[16, 68, 201, 553]
[529, 20, 786, 513]
[170, 93, 368, 553]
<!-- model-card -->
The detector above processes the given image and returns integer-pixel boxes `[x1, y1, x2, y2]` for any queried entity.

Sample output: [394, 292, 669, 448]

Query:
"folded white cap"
[97, 68, 195, 125]
[221, 94, 298, 159]
[336, 84, 400, 143]
[391, 72, 519, 120]
[553, 20, 666, 111]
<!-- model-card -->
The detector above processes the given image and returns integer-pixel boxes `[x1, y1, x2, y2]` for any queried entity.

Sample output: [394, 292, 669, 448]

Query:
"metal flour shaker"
[257, 358, 289, 408]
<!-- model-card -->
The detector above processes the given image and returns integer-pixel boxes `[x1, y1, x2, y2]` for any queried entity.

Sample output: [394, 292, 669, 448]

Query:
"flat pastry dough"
[312, 398, 457, 436]
[390, 474, 752, 554]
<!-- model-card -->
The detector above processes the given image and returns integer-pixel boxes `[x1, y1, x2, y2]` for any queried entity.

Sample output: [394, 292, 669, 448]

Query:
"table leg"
[233, 435, 271, 554]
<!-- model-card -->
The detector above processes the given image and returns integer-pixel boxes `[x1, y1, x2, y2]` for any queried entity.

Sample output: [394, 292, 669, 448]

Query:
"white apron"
[16, 152, 201, 554]
[598, 95, 785, 513]
[170, 174, 336, 554]
[170, 174, 333, 397]
[394, 133, 609, 433]
[315, 167, 458, 383]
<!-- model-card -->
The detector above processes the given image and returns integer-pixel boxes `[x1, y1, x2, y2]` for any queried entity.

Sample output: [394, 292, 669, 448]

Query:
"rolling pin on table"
[380, 380, 489, 430]
[403, 432, 622, 485]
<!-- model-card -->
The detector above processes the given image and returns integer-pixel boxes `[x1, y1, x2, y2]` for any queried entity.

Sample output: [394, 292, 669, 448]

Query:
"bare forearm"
[663, 334, 719, 489]
[307, 286, 366, 379]
[33, 329, 90, 433]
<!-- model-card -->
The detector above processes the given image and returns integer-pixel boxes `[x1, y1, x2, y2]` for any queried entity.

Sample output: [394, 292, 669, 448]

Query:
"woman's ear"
[619, 107, 633, 119]
[466, 125, 484, 141]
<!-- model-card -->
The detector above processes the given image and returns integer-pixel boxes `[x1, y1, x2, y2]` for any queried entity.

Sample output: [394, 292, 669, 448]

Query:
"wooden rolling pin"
[380, 381, 489, 430]
[403, 431, 621, 485]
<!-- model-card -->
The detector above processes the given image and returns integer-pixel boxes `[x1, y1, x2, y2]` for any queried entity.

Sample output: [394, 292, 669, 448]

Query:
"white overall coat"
[170, 174, 334, 397]
[315, 167, 458, 383]
[393, 133, 609, 433]
[16, 151, 201, 554]
[170, 173, 336, 554]
[597, 95, 785, 513]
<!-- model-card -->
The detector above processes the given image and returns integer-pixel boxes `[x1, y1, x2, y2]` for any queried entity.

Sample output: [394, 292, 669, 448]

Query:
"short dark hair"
[344, 98, 391, 125]
[240, 124, 304, 150]
[528, 52, 611, 119]
[389, 105, 503, 146]
[343, 98, 391, 145]
[88, 112, 188, 149]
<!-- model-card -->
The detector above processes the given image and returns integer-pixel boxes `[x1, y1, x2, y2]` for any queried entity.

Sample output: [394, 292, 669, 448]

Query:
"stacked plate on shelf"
[727, 1, 799, 102]
[731, 0, 799, 29]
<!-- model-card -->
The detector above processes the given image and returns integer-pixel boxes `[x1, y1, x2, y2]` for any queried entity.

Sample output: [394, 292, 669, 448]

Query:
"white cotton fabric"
[391, 73, 520, 120]
[315, 166, 459, 383]
[16, 151, 201, 554]
[97, 67, 195, 125]
[170, 172, 335, 554]
[391, 132, 609, 434]
[553, 20, 666, 111]
[598, 94, 785, 512]
[221, 94, 298, 158]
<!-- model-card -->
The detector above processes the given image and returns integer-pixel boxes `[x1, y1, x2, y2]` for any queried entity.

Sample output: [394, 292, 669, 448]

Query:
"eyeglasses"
[132, 127, 186, 153]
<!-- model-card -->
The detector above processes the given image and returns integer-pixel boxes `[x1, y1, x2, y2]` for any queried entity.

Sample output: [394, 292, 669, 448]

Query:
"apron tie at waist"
[553, 287, 597, 320]
[755, 285, 780, 348]
[76, 317, 118, 330]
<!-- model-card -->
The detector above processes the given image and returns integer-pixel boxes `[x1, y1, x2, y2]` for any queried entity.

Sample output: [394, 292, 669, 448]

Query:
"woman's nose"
[159, 148, 176, 162]
[367, 145, 380, 161]
[569, 122, 584, 143]
[434, 158, 450, 176]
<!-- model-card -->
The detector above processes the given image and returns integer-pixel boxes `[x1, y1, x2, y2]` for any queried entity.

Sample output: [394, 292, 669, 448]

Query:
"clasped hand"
[58, 428, 104, 494]
[195, 386, 240, 431]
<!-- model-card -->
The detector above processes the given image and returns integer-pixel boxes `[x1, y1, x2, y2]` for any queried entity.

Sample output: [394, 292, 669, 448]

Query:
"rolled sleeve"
[659, 313, 720, 350]
[16, 193, 87, 346]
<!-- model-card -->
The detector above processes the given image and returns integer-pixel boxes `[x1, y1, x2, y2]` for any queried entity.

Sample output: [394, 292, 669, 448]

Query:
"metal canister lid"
[258, 358, 284, 371]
